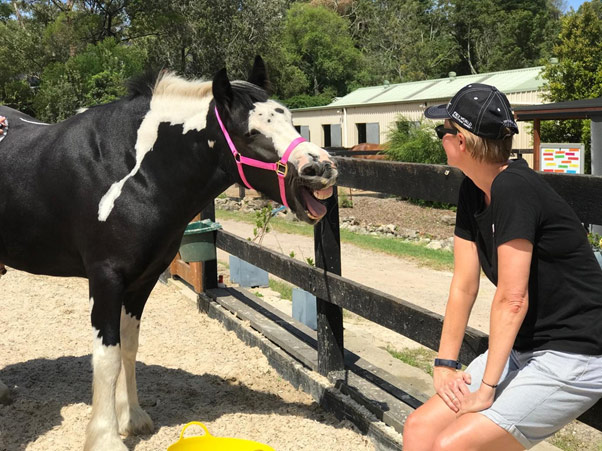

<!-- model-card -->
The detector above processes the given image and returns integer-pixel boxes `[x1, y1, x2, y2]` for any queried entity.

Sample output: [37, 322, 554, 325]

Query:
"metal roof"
[514, 97, 602, 120]
[323, 66, 545, 109]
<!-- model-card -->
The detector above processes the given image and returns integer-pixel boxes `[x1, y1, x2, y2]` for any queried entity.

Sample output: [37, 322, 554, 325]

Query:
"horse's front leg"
[85, 274, 127, 451]
[115, 284, 154, 436]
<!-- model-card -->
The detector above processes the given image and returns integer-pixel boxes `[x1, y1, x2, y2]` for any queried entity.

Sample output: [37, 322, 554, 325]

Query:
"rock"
[426, 241, 443, 250]
[398, 228, 419, 239]
[0, 380, 11, 405]
[441, 215, 456, 226]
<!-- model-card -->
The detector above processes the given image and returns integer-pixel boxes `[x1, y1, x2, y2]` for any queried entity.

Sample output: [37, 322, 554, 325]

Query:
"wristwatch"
[434, 358, 462, 369]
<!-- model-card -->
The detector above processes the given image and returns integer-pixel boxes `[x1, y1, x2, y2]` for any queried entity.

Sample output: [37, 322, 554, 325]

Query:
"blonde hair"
[453, 123, 514, 164]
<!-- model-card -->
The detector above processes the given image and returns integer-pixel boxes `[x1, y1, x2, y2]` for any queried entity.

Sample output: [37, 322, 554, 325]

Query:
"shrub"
[385, 117, 446, 164]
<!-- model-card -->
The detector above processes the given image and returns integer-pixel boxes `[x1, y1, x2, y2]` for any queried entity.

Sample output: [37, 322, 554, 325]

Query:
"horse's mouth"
[301, 186, 333, 221]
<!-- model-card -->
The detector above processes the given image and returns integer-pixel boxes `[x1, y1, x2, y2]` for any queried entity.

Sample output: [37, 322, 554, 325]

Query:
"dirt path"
[0, 270, 374, 451]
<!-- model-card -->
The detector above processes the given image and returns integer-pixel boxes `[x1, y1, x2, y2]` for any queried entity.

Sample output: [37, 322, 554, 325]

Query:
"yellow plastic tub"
[167, 422, 275, 451]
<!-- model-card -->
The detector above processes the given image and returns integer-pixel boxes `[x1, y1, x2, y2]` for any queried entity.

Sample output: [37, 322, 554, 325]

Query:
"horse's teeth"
[313, 187, 333, 200]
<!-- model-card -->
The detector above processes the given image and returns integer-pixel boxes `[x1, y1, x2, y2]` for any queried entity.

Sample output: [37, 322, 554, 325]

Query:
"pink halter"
[214, 106, 305, 209]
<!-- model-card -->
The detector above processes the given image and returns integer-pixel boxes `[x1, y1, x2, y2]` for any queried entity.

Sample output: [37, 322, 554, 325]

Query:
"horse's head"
[212, 56, 338, 224]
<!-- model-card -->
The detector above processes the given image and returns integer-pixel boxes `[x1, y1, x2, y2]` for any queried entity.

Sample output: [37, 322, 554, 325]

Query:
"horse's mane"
[230, 80, 269, 108]
[127, 70, 212, 100]
[126, 70, 269, 106]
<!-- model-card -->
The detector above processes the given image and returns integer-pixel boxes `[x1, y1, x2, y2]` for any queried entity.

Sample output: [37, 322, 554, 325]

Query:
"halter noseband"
[214, 106, 305, 209]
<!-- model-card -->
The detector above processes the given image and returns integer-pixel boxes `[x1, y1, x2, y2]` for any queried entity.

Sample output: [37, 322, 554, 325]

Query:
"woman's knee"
[403, 408, 437, 444]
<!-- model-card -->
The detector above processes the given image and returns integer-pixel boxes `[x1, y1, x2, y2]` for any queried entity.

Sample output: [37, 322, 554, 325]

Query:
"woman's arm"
[435, 235, 481, 412]
[459, 238, 532, 414]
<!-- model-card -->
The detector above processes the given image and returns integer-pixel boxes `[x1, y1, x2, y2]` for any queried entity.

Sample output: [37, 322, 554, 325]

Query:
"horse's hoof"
[118, 407, 154, 436]
[0, 380, 11, 405]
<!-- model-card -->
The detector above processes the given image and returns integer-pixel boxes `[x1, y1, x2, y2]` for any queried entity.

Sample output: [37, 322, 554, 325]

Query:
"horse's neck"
[94, 98, 234, 224]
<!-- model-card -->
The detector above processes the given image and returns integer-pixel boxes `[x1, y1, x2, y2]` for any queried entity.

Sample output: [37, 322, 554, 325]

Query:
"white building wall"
[292, 90, 544, 155]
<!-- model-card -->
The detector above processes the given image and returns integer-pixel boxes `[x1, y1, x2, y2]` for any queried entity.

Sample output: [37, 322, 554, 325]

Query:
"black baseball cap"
[424, 83, 519, 139]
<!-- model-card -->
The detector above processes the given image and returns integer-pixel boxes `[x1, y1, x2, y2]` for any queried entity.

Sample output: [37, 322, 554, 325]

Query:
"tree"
[444, 0, 560, 75]
[128, 0, 290, 80]
[33, 38, 146, 121]
[540, 0, 602, 172]
[278, 3, 365, 99]
[348, 0, 459, 83]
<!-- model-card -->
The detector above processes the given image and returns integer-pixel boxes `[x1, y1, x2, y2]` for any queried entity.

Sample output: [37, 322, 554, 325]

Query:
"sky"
[563, 0, 589, 11]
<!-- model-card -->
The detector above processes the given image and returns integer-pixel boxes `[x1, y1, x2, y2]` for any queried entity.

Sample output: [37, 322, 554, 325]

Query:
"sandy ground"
[0, 269, 374, 451]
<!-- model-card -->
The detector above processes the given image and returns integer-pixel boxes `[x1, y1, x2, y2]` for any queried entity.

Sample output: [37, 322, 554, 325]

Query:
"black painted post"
[314, 186, 344, 376]
[201, 200, 218, 291]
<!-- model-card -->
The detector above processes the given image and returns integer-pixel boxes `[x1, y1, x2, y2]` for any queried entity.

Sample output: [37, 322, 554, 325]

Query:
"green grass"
[269, 278, 293, 301]
[215, 209, 454, 271]
[386, 345, 438, 376]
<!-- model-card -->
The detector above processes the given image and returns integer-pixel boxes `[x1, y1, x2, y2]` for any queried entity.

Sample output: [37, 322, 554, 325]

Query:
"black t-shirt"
[455, 159, 602, 354]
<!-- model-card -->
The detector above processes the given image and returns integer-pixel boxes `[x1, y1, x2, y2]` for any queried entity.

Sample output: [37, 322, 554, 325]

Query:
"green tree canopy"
[279, 3, 365, 99]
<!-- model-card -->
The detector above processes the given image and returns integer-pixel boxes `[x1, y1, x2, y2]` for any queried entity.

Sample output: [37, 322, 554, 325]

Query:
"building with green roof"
[292, 66, 546, 154]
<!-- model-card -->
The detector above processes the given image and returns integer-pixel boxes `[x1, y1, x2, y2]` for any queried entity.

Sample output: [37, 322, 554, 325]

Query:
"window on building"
[356, 122, 380, 144]
[294, 125, 310, 141]
[322, 124, 342, 148]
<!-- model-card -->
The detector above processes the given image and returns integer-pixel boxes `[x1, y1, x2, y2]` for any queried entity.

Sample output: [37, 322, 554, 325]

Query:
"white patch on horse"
[98, 74, 213, 221]
[86, 331, 123, 449]
[247, 100, 327, 170]
[208, 140, 215, 148]
[19, 118, 49, 126]
[116, 308, 151, 435]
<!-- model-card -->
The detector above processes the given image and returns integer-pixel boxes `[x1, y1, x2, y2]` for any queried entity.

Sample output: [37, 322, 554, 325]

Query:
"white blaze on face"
[98, 77, 213, 222]
[247, 100, 332, 170]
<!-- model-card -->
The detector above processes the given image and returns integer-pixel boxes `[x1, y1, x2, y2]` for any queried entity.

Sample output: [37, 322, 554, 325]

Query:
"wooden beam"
[333, 158, 465, 205]
[533, 118, 541, 170]
[314, 188, 345, 376]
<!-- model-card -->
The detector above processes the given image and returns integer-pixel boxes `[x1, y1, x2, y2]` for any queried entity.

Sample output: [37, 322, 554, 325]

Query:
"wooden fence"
[196, 157, 602, 436]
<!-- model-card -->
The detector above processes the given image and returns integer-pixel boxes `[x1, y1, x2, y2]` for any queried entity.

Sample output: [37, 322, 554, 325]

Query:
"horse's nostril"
[301, 164, 318, 177]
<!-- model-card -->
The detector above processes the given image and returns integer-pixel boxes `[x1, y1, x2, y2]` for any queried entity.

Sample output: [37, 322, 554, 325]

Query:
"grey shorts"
[465, 349, 602, 449]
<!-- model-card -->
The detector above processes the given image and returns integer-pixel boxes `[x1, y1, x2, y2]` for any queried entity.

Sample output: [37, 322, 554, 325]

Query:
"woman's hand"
[458, 385, 495, 415]
[433, 367, 472, 413]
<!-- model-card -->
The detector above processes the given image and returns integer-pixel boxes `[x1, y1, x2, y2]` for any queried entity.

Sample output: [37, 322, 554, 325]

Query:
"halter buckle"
[276, 161, 288, 177]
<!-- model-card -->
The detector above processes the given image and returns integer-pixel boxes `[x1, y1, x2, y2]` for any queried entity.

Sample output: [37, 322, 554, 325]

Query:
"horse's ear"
[248, 55, 271, 93]
[213, 68, 233, 110]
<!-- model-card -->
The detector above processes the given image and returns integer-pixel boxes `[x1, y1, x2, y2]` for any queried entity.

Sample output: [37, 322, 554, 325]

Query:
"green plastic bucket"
[178, 220, 222, 262]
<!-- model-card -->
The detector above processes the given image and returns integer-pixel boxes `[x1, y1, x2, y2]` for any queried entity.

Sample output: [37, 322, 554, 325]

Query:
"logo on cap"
[451, 111, 473, 129]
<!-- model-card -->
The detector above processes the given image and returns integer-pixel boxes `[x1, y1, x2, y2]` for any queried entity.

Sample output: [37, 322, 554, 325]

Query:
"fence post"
[314, 186, 344, 376]
[201, 200, 218, 291]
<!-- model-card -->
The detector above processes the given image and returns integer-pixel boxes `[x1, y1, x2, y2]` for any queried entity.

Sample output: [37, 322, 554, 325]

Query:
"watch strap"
[434, 358, 462, 369]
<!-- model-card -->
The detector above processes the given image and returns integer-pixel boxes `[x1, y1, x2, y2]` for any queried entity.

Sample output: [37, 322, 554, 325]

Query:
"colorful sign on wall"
[540, 143, 584, 174]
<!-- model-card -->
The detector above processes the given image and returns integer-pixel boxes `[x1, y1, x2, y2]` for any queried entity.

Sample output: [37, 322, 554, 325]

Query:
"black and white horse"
[0, 57, 337, 450]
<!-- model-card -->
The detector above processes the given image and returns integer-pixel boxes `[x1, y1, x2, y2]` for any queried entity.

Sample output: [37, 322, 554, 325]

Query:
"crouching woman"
[403, 83, 602, 450]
